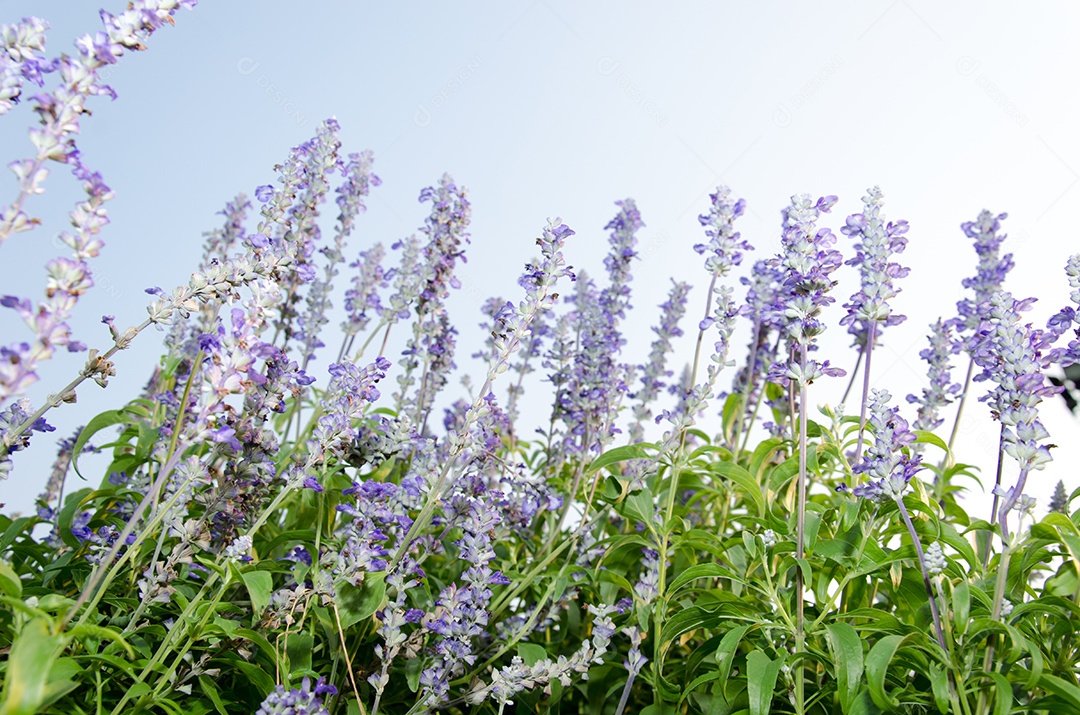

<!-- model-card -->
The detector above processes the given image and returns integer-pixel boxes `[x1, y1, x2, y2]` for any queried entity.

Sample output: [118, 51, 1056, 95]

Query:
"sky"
[2, 2, 1079, 521]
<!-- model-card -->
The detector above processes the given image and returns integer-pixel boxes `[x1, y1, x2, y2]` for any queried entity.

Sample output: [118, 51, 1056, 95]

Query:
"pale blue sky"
[2, 2, 1079, 517]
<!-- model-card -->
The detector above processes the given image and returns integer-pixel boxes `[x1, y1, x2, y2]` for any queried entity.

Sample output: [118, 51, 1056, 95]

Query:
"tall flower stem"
[794, 345, 809, 714]
[730, 319, 762, 460]
[980, 426, 1006, 567]
[840, 349, 863, 405]
[853, 320, 877, 464]
[894, 498, 947, 651]
[944, 357, 976, 458]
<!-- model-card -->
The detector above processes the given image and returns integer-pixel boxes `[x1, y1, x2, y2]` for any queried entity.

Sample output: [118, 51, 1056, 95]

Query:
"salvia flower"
[952, 210, 1013, 349]
[419, 496, 504, 704]
[906, 319, 961, 451]
[850, 389, 921, 501]
[971, 291, 1059, 533]
[772, 194, 842, 340]
[629, 280, 690, 441]
[694, 186, 751, 281]
[255, 677, 337, 715]
[0, 17, 51, 116]
[472, 604, 618, 708]
[840, 186, 910, 348]
[552, 200, 642, 454]
[1050, 480, 1069, 514]
[1044, 253, 1080, 366]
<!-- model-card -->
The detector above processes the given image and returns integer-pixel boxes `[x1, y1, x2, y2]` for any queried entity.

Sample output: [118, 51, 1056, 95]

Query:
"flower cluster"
[906, 319, 961, 449]
[0, 2, 195, 405]
[952, 210, 1013, 348]
[971, 292, 1059, 532]
[629, 280, 690, 441]
[420, 496, 508, 704]
[0, 16, 50, 116]
[766, 194, 845, 386]
[849, 389, 922, 501]
[1045, 253, 1080, 366]
[840, 186, 910, 349]
[255, 677, 337, 715]
[551, 200, 640, 454]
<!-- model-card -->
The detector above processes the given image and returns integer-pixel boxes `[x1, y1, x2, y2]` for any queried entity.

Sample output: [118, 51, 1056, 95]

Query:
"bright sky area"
[2, 2, 1078, 522]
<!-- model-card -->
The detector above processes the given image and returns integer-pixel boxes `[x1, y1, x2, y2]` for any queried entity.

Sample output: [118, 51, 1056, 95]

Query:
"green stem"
[794, 344, 808, 715]
[853, 321, 877, 465]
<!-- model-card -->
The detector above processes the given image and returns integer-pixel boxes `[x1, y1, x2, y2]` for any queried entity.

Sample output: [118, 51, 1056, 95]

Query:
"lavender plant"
[4, 7, 1080, 715]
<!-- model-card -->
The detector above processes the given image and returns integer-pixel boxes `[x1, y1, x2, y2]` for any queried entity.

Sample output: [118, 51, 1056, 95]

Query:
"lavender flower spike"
[840, 186, 910, 348]
[848, 390, 947, 651]
[770, 195, 843, 348]
[1044, 253, 1080, 366]
[952, 209, 1014, 345]
[906, 319, 961, 454]
[972, 291, 1059, 537]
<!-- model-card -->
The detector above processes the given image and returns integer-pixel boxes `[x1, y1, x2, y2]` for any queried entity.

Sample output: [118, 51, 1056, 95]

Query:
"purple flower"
[254, 184, 274, 203]
[850, 389, 922, 501]
[629, 280, 691, 441]
[951, 210, 1013, 349]
[906, 319, 961, 450]
[971, 292, 1059, 534]
[1044, 254, 1080, 366]
[840, 186, 910, 349]
[549, 200, 641, 455]
[255, 677, 336, 715]
[767, 193, 845, 385]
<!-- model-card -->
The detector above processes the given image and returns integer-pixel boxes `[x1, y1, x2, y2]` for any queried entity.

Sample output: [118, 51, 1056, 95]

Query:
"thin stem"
[64, 449, 189, 631]
[945, 357, 976, 456]
[738, 332, 784, 459]
[333, 602, 369, 715]
[840, 348, 864, 405]
[895, 498, 947, 652]
[615, 670, 639, 715]
[794, 343, 809, 715]
[853, 321, 877, 465]
[1, 318, 155, 459]
[980, 426, 1006, 568]
[730, 319, 762, 458]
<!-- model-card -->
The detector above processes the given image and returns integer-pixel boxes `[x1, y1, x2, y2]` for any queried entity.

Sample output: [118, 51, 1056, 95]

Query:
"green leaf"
[825, 622, 863, 713]
[987, 672, 1012, 715]
[0, 561, 21, 599]
[198, 675, 229, 715]
[231, 659, 276, 697]
[286, 632, 313, 673]
[746, 649, 783, 715]
[335, 571, 386, 629]
[913, 430, 949, 456]
[951, 580, 970, 636]
[240, 570, 273, 620]
[715, 625, 750, 686]
[712, 462, 765, 517]
[0, 617, 65, 715]
[72, 410, 131, 478]
[586, 443, 656, 475]
[620, 487, 656, 526]
[659, 605, 724, 647]
[57, 488, 92, 550]
[0, 518, 34, 555]
[928, 663, 949, 714]
[234, 628, 280, 665]
[865, 634, 906, 711]
[517, 642, 547, 666]
[68, 624, 134, 658]
[677, 670, 722, 706]
[1034, 671, 1080, 710]
[667, 562, 742, 594]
